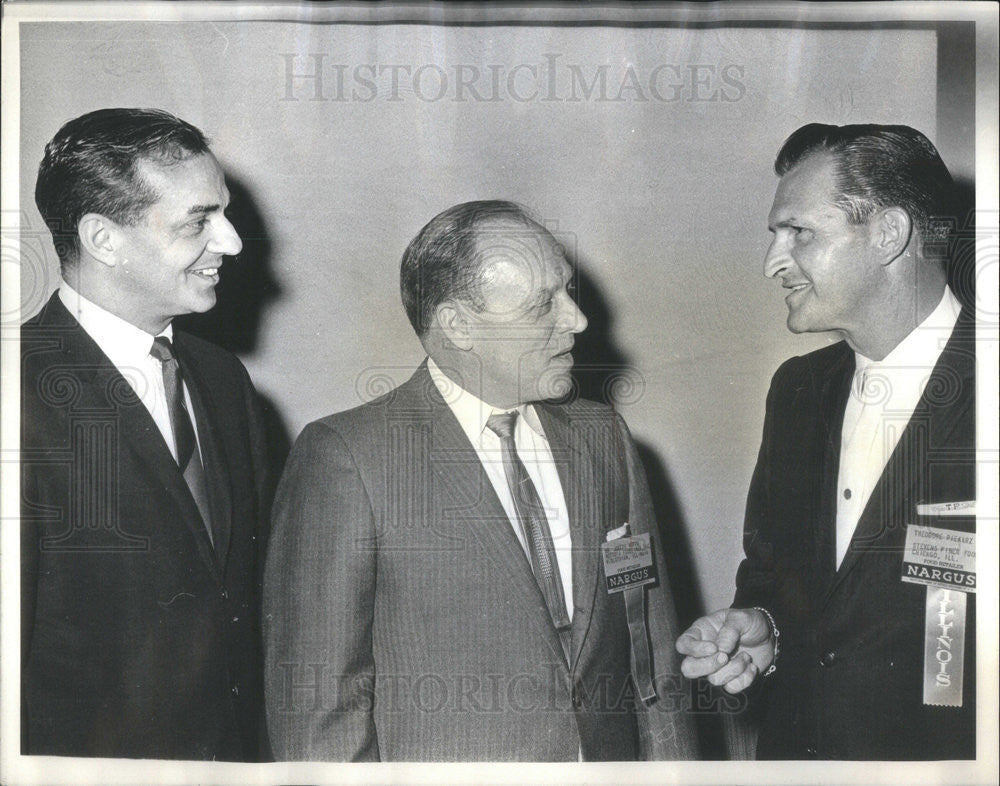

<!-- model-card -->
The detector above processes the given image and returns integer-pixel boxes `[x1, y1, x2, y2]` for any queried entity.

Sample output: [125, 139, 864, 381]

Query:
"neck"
[427, 349, 520, 410]
[64, 265, 170, 335]
[845, 270, 946, 360]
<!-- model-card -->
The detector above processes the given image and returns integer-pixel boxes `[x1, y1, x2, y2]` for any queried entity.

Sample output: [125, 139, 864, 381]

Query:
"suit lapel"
[40, 298, 222, 581]
[823, 312, 975, 606]
[175, 336, 233, 570]
[116, 379, 224, 583]
[412, 367, 569, 668]
[536, 404, 601, 671]
[813, 346, 854, 599]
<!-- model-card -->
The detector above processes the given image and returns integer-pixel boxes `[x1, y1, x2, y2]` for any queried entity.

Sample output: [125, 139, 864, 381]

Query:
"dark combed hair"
[34, 108, 210, 267]
[775, 123, 955, 241]
[400, 200, 537, 336]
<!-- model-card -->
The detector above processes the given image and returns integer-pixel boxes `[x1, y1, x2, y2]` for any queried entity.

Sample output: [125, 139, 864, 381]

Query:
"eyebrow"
[531, 286, 554, 305]
[186, 203, 222, 216]
[768, 217, 799, 232]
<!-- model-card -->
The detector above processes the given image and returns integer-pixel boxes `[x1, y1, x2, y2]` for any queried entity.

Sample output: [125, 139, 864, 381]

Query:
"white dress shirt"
[428, 357, 574, 618]
[834, 287, 963, 568]
[58, 283, 203, 464]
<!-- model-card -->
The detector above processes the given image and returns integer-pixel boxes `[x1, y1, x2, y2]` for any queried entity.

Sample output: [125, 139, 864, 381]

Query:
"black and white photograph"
[1, 2, 997, 785]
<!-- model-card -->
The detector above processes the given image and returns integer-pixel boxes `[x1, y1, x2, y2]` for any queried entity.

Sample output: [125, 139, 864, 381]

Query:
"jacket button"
[806, 747, 818, 759]
[820, 651, 836, 667]
[571, 685, 583, 710]
[221, 589, 229, 600]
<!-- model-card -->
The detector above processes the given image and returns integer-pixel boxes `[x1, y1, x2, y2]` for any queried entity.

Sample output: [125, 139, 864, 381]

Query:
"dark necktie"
[149, 336, 214, 546]
[486, 411, 572, 663]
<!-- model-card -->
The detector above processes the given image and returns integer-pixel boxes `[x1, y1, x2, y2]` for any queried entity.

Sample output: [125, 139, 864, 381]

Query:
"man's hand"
[675, 608, 775, 694]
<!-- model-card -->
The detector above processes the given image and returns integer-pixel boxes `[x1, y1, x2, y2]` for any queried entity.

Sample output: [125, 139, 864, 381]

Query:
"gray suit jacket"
[264, 362, 696, 760]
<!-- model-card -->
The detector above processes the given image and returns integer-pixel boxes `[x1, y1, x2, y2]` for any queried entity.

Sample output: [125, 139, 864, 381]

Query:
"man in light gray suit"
[264, 200, 696, 761]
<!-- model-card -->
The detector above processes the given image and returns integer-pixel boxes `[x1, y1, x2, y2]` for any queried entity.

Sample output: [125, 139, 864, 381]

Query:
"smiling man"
[21, 108, 270, 760]
[264, 201, 696, 761]
[676, 124, 975, 759]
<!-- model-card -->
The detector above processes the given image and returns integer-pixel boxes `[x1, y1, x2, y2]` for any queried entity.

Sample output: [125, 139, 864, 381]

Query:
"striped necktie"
[487, 410, 571, 663]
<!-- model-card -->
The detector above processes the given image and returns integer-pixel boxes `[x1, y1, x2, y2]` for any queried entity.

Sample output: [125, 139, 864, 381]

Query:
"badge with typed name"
[601, 524, 660, 703]
[901, 523, 976, 708]
[601, 527, 658, 593]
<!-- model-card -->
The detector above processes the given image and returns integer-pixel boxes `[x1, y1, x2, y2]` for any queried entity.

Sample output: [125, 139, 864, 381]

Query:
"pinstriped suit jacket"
[264, 361, 696, 761]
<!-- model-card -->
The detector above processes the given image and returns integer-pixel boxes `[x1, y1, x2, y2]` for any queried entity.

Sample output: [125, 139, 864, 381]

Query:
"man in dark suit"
[676, 124, 975, 759]
[21, 108, 269, 760]
[264, 201, 696, 761]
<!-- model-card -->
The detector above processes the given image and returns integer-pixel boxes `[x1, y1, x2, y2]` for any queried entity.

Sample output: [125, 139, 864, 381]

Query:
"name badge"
[902, 525, 975, 708]
[916, 500, 976, 517]
[901, 525, 976, 591]
[601, 532, 658, 593]
[601, 525, 659, 703]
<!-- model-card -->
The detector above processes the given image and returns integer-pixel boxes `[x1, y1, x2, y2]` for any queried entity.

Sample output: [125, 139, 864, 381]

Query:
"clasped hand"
[675, 608, 775, 694]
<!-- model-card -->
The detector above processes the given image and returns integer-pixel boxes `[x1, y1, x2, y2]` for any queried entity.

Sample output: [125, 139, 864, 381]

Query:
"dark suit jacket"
[21, 293, 270, 760]
[264, 362, 696, 761]
[734, 310, 976, 760]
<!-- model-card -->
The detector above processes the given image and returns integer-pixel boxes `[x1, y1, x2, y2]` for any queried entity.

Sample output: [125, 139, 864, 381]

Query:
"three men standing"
[20, 112, 976, 763]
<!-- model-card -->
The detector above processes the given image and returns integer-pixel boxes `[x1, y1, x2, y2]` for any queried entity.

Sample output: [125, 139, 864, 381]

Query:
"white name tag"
[901, 525, 976, 592]
[901, 525, 975, 708]
[601, 533, 657, 594]
[916, 500, 976, 517]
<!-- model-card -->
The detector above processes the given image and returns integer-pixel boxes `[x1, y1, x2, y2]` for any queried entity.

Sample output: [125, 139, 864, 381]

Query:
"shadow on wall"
[176, 172, 292, 495]
[948, 176, 976, 312]
[569, 258, 727, 759]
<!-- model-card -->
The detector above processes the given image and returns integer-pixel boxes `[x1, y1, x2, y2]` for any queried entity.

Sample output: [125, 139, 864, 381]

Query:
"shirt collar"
[854, 286, 962, 376]
[59, 281, 172, 369]
[426, 356, 547, 444]
[854, 286, 962, 370]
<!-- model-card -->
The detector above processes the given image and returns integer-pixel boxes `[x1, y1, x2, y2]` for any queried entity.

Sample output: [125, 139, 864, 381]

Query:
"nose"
[208, 214, 243, 257]
[763, 235, 791, 280]
[559, 294, 588, 334]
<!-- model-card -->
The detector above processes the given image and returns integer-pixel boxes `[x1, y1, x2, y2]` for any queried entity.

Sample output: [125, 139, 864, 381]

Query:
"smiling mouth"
[190, 267, 220, 280]
[784, 282, 810, 299]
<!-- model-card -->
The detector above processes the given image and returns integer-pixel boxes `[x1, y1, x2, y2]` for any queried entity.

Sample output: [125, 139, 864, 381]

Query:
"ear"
[871, 207, 912, 266]
[77, 213, 120, 267]
[434, 301, 473, 351]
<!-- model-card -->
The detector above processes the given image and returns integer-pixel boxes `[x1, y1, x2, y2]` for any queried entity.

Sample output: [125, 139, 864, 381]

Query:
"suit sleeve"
[733, 365, 786, 612]
[263, 421, 379, 761]
[238, 363, 274, 574]
[615, 414, 699, 760]
[20, 459, 40, 751]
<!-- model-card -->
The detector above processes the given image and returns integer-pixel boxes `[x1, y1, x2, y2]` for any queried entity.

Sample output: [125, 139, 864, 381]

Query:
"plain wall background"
[18, 19, 973, 621]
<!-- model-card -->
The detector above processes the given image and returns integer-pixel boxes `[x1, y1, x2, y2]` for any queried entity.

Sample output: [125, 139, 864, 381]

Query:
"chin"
[786, 310, 812, 335]
[536, 370, 574, 401]
[188, 294, 218, 314]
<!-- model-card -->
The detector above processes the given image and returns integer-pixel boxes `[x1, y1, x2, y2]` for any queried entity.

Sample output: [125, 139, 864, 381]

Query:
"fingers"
[713, 622, 742, 655]
[676, 629, 719, 658]
[675, 609, 730, 656]
[680, 651, 730, 679]
[715, 608, 761, 653]
[706, 651, 758, 693]
[676, 608, 765, 684]
[723, 656, 759, 694]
